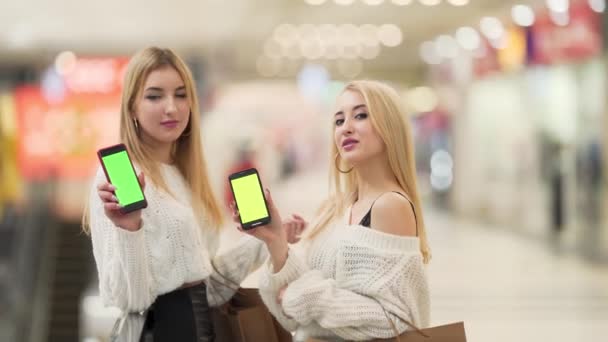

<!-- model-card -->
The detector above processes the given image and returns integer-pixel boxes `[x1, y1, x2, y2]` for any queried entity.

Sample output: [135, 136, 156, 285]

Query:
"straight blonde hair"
[83, 47, 223, 233]
[307, 80, 431, 263]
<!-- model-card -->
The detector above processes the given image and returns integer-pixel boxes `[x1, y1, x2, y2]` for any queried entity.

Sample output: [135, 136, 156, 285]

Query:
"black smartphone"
[97, 143, 148, 214]
[228, 168, 271, 230]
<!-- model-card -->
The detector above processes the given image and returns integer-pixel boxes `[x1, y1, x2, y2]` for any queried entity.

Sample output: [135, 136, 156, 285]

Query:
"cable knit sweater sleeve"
[205, 234, 269, 306]
[258, 248, 310, 332]
[260, 226, 430, 341]
[89, 168, 155, 312]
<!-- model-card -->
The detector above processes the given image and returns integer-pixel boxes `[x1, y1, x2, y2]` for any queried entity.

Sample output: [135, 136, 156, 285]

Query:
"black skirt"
[140, 282, 214, 342]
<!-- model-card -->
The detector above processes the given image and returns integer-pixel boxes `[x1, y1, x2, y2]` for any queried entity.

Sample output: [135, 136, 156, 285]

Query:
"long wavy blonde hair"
[83, 47, 223, 233]
[307, 80, 431, 263]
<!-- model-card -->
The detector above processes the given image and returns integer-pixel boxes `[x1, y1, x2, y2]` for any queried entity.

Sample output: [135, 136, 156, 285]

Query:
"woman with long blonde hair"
[236, 80, 431, 341]
[84, 47, 267, 341]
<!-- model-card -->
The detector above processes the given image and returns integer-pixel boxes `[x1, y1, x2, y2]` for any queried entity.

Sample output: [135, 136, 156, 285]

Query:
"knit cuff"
[260, 248, 308, 293]
[114, 221, 147, 267]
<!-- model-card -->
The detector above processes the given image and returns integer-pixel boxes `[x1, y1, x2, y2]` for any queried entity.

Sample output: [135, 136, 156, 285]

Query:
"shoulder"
[370, 192, 417, 237]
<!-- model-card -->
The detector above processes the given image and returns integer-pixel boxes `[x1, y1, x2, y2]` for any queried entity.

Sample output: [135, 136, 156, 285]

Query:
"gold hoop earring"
[133, 118, 140, 131]
[335, 153, 353, 174]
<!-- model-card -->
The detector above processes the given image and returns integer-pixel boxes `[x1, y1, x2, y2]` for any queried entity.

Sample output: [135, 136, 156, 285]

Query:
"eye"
[335, 118, 344, 126]
[355, 113, 368, 120]
[145, 95, 161, 101]
[175, 93, 187, 99]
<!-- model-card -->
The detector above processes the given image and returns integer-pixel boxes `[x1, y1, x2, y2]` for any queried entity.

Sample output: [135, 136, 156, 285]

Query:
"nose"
[340, 117, 354, 135]
[165, 96, 177, 114]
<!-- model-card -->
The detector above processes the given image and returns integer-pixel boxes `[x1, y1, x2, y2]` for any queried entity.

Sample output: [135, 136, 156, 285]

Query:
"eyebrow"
[335, 104, 367, 117]
[145, 85, 186, 92]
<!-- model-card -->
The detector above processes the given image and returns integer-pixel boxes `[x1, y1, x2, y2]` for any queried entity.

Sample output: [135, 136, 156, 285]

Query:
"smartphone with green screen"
[228, 168, 271, 230]
[97, 144, 147, 214]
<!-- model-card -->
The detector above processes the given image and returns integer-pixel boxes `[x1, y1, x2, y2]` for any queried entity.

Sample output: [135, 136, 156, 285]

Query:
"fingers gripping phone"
[228, 168, 271, 230]
[97, 144, 148, 214]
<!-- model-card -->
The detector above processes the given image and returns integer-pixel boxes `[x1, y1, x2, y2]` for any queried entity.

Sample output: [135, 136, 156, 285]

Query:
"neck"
[354, 154, 398, 201]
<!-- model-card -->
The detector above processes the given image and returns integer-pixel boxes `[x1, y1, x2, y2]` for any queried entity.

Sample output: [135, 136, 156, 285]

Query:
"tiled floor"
[424, 209, 608, 341]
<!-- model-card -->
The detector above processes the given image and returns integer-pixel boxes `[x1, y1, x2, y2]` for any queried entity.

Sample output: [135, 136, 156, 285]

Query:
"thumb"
[138, 172, 146, 190]
[264, 188, 280, 217]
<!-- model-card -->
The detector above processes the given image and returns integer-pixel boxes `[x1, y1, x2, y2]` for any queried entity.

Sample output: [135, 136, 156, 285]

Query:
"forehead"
[143, 66, 184, 88]
[335, 90, 365, 112]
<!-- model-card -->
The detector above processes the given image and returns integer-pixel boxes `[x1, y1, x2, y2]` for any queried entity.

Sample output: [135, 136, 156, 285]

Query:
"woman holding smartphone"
[236, 80, 431, 341]
[83, 47, 268, 341]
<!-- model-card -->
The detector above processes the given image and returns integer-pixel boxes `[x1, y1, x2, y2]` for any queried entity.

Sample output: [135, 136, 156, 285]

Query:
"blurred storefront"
[429, 0, 607, 261]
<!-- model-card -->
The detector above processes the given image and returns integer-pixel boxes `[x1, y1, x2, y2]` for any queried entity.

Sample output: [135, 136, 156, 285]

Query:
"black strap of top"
[358, 192, 418, 236]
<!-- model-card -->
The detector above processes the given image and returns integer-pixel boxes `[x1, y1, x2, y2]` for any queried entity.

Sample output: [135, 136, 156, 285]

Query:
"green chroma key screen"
[231, 174, 268, 224]
[102, 151, 145, 206]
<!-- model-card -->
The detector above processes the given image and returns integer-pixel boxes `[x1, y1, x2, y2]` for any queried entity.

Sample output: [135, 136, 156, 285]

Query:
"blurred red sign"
[530, 0, 602, 64]
[13, 57, 127, 181]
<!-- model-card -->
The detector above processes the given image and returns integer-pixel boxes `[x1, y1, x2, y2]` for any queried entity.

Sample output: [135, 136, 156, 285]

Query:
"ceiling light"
[550, 10, 569, 26]
[436, 35, 458, 59]
[420, 41, 441, 64]
[546, 0, 569, 13]
[359, 44, 381, 59]
[363, 0, 385, 5]
[480, 17, 504, 40]
[55, 51, 77, 76]
[589, 0, 606, 13]
[455, 27, 480, 51]
[334, 0, 356, 5]
[419, 0, 441, 5]
[378, 24, 403, 47]
[318, 24, 338, 45]
[447, 0, 469, 5]
[304, 0, 327, 5]
[391, 0, 413, 4]
[359, 24, 379, 46]
[511, 4, 535, 27]
[273, 24, 297, 46]
[546, 0, 570, 13]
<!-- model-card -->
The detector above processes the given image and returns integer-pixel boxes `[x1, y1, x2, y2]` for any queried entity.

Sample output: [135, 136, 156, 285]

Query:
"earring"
[133, 118, 139, 131]
[334, 153, 353, 174]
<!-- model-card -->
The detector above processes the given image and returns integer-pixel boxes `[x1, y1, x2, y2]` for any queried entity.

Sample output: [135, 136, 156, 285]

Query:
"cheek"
[361, 125, 384, 151]
[137, 102, 161, 119]
[177, 100, 190, 112]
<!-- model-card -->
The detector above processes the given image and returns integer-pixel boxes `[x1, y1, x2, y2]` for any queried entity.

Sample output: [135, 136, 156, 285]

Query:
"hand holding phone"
[97, 144, 148, 231]
[228, 168, 289, 271]
[229, 169, 284, 238]
[96, 174, 146, 231]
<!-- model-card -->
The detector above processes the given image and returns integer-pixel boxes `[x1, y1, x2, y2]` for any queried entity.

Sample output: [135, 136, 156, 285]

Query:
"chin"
[342, 153, 364, 165]
[157, 134, 182, 144]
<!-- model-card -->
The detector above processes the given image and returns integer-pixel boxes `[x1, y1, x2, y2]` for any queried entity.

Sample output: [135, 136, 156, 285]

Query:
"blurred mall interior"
[0, 0, 607, 341]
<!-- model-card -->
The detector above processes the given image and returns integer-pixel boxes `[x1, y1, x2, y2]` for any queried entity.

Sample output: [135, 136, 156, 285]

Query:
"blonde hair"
[307, 80, 431, 263]
[83, 47, 223, 233]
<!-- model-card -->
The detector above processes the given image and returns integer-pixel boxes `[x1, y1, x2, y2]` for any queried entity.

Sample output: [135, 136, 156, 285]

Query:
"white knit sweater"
[89, 164, 268, 312]
[259, 211, 430, 341]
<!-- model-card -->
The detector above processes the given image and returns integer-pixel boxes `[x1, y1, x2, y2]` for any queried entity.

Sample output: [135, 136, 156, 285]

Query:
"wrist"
[266, 237, 287, 251]
[119, 219, 142, 232]
[267, 240, 289, 273]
